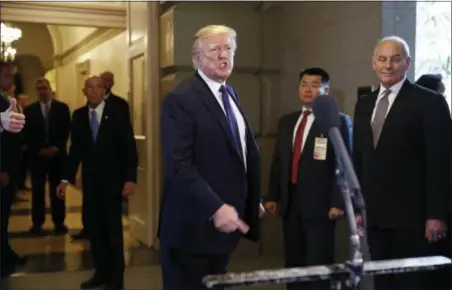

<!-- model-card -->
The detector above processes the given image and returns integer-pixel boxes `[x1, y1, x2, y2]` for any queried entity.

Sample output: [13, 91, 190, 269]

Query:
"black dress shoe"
[71, 230, 88, 240]
[104, 283, 124, 290]
[15, 255, 28, 266]
[29, 226, 46, 236]
[80, 275, 106, 289]
[54, 225, 69, 236]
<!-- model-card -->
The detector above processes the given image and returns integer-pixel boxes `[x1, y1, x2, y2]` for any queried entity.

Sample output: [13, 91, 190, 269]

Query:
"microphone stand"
[331, 157, 364, 290]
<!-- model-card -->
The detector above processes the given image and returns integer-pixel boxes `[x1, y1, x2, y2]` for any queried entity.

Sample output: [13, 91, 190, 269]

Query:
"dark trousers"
[84, 180, 124, 286]
[368, 226, 436, 289]
[160, 243, 229, 290]
[18, 150, 28, 188]
[1, 184, 19, 276]
[30, 157, 65, 227]
[283, 211, 336, 290]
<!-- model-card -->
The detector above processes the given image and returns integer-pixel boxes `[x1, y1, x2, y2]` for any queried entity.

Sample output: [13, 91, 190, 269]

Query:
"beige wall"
[56, 31, 128, 110]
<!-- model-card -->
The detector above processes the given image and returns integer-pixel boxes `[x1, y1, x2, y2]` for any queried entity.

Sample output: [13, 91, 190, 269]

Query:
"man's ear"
[324, 86, 330, 95]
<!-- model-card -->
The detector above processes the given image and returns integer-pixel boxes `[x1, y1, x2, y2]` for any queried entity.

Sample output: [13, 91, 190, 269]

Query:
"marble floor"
[1, 183, 285, 290]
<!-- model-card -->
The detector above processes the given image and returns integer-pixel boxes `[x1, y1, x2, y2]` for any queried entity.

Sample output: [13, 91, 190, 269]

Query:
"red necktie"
[291, 110, 311, 184]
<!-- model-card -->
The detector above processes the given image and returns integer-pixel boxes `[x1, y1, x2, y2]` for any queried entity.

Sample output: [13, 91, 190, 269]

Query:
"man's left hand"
[425, 219, 447, 243]
[259, 203, 265, 218]
[121, 182, 135, 197]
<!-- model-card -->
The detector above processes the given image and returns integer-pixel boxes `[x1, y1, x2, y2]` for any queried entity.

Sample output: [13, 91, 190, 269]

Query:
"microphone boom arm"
[329, 127, 367, 289]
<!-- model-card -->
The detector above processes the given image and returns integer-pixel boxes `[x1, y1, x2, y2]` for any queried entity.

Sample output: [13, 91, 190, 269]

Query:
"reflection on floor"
[3, 183, 285, 289]
[6, 184, 159, 275]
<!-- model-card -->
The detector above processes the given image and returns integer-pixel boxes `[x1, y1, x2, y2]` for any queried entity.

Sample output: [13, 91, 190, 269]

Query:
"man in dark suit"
[100, 71, 130, 119]
[69, 71, 132, 241]
[56, 75, 138, 290]
[159, 24, 264, 290]
[24, 77, 71, 236]
[353, 36, 451, 289]
[0, 61, 27, 278]
[265, 68, 352, 290]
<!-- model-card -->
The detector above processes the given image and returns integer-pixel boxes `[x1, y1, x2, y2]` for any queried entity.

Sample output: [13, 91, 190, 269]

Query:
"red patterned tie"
[291, 110, 311, 184]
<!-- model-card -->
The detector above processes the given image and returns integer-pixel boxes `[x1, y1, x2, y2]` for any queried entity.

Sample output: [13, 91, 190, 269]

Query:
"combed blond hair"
[191, 25, 237, 69]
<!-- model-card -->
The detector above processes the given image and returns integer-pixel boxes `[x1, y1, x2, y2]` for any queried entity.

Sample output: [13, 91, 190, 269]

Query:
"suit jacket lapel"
[299, 120, 319, 163]
[79, 106, 94, 145]
[375, 80, 412, 148]
[95, 102, 111, 143]
[195, 74, 242, 160]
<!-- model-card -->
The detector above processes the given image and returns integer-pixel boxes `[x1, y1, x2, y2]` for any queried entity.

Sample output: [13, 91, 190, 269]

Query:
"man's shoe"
[15, 255, 28, 266]
[71, 229, 88, 240]
[80, 275, 106, 289]
[29, 226, 46, 236]
[54, 225, 69, 236]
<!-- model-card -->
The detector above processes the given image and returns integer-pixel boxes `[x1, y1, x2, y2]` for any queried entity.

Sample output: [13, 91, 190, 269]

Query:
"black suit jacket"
[159, 73, 261, 255]
[64, 101, 138, 193]
[266, 111, 353, 219]
[0, 96, 22, 183]
[24, 100, 71, 161]
[106, 92, 130, 120]
[353, 80, 451, 230]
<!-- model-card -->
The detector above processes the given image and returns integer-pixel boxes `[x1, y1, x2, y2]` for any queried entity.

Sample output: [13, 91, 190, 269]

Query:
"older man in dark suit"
[353, 36, 451, 289]
[159, 24, 264, 290]
[57, 75, 137, 290]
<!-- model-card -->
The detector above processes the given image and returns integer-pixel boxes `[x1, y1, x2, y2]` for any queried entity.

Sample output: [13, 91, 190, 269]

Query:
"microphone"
[312, 95, 367, 289]
[311, 95, 361, 198]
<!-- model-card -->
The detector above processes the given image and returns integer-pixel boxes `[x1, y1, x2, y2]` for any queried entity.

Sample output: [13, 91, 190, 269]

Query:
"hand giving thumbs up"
[0, 98, 26, 133]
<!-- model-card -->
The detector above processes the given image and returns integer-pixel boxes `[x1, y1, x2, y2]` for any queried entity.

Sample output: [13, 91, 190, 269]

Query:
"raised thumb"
[9, 98, 18, 112]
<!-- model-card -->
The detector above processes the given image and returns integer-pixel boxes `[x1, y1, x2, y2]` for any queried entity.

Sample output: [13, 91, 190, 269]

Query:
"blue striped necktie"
[90, 110, 99, 141]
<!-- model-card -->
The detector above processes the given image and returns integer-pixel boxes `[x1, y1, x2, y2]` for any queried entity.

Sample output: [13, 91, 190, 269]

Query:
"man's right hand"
[0, 98, 25, 133]
[56, 182, 68, 199]
[264, 201, 278, 215]
[213, 204, 249, 234]
[0, 172, 10, 186]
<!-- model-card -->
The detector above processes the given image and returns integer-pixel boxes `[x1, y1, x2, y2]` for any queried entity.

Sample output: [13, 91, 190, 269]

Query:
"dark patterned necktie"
[219, 85, 243, 161]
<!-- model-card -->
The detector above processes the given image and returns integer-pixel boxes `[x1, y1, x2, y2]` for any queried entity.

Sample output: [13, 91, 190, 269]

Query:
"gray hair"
[374, 35, 411, 58]
[191, 25, 237, 70]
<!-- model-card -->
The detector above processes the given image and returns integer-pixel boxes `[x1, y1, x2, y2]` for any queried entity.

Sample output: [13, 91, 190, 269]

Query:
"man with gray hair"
[159, 24, 264, 289]
[353, 36, 451, 289]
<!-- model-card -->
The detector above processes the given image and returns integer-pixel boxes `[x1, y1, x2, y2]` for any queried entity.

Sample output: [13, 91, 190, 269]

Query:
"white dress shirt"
[89, 100, 106, 124]
[371, 77, 406, 123]
[293, 106, 315, 152]
[40, 100, 52, 117]
[198, 70, 247, 170]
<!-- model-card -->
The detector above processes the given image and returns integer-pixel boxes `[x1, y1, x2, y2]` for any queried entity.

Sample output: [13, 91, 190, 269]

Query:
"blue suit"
[159, 73, 261, 289]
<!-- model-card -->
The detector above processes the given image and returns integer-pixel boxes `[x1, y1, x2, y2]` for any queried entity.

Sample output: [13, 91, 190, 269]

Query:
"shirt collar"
[39, 100, 52, 107]
[378, 76, 406, 96]
[198, 69, 226, 95]
[89, 100, 105, 112]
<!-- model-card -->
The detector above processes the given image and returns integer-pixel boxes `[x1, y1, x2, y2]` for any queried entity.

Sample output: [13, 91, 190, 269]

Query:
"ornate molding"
[54, 28, 124, 66]
[0, 2, 126, 28]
